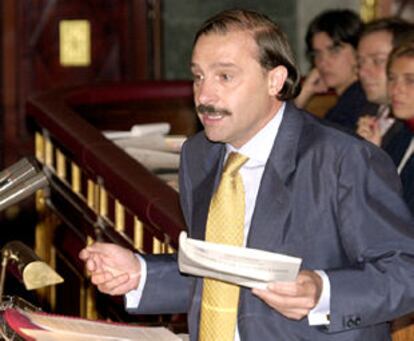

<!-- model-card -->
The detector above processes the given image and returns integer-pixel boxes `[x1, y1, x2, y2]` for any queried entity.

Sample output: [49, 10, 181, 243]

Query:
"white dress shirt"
[377, 105, 395, 137]
[397, 137, 414, 174]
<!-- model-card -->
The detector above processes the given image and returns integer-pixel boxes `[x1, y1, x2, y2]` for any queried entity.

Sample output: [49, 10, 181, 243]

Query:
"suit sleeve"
[128, 253, 190, 314]
[326, 144, 414, 332]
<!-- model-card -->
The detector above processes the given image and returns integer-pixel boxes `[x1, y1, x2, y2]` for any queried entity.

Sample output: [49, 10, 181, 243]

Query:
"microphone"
[0, 172, 48, 212]
[0, 158, 40, 195]
[0, 157, 49, 212]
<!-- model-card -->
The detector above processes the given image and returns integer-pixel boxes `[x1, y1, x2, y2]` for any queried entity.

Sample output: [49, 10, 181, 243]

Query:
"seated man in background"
[358, 42, 414, 214]
[80, 9, 414, 341]
[295, 9, 369, 131]
[357, 18, 414, 146]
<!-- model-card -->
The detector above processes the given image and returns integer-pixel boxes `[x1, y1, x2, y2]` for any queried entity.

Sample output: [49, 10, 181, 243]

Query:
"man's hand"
[79, 243, 141, 296]
[252, 270, 323, 320]
[357, 115, 382, 146]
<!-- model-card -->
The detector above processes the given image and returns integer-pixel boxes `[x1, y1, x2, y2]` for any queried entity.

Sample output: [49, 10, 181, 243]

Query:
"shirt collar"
[226, 102, 285, 166]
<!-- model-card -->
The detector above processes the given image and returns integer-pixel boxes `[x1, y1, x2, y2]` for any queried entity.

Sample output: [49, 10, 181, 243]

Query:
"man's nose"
[196, 80, 217, 104]
[358, 61, 372, 79]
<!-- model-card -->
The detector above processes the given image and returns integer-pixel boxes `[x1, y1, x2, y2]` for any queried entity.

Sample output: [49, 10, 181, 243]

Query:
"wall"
[162, 0, 297, 79]
[161, 0, 362, 79]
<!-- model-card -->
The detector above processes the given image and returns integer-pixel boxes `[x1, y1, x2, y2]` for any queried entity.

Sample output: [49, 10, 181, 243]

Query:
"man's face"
[357, 30, 393, 104]
[191, 30, 283, 148]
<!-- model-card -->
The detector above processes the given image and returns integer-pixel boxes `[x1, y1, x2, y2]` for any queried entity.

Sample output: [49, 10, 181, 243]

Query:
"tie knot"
[223, 152, 249, 176]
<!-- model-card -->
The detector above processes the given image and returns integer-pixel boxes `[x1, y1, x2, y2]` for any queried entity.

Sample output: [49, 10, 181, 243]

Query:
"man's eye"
[373, 58, 386, 66]
[388, 74, 396, 83]
[220, 73, 232, 81]
[192, 74, 203, 83]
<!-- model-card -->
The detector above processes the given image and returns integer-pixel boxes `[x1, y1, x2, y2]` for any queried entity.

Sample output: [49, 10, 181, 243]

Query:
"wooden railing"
[26, 81, 196, 322]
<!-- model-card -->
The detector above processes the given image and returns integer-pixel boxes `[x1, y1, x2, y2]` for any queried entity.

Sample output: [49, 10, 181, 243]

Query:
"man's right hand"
[356, 115, 382, 146]
[79, 243, 141, 296]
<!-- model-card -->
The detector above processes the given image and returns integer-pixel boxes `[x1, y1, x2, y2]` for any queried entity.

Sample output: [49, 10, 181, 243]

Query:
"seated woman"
[295, 9, 370, 131]
[357, 43, 414, 214]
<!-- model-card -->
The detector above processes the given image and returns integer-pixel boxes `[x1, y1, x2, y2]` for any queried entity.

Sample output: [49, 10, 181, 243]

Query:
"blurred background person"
[358, 42, 414, 214]
[357, 18, 414, 146]
[295, 9, 369, 131]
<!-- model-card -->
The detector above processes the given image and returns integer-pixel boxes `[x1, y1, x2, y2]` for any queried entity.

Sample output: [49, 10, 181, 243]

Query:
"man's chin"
[204, 131, 224, 144]
[366, 93, 386, 105]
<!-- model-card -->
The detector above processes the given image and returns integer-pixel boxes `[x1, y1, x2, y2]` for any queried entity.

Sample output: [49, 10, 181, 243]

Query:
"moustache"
[196, 104, 231, 116]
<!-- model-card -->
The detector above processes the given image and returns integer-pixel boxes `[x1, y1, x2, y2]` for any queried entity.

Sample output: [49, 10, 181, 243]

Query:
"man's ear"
[268, 65, 288, 97]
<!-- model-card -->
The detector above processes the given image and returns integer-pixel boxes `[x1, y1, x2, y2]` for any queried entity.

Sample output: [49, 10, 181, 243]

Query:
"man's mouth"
[363, 82, 376, 88]
[203, 113, 225, 120]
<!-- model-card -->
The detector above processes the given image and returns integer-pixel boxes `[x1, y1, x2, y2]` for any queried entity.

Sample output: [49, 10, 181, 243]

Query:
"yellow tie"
[199, 152, 249, 341]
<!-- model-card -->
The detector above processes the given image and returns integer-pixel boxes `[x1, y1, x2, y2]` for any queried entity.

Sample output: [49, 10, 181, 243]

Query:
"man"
[357, 18, 414, 145]
[80, 9, 414, 340]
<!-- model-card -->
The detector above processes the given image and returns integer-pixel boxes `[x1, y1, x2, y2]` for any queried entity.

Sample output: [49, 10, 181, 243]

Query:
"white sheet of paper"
[124, 147, 180, 171]
[21, 329, 128, 341]
[178, 232, 302, 289]
[114, 134, 186, 153]
[103, 123, 171, 140]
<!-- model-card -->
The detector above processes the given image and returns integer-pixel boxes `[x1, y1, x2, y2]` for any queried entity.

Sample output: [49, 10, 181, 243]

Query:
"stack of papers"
[103, 123, 186, 179]
[103, 123, 171, 140]
[4, 308, 181, 341]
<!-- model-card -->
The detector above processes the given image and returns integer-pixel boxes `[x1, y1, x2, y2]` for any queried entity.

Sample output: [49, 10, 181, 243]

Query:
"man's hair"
[193, 9, 301, 100]
[305, 9, 362, 61]
[387, 42, 414, 75]
[360, 17, 414, 48]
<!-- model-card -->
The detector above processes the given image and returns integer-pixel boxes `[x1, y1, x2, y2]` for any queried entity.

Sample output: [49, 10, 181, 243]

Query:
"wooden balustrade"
[26, 81, 196, 323]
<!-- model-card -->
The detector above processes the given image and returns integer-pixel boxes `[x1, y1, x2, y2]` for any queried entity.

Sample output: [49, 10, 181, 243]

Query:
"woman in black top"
[295, 9, 369, 131]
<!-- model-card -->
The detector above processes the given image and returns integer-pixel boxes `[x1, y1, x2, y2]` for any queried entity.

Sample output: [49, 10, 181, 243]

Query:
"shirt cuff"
[308, 270, 330, 326]
[125, 254, 147, 309]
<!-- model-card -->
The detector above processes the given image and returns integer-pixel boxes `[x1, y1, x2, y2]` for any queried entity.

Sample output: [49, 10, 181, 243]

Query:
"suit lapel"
[191, 141, 225, 241]
[247, 102, 304, 251]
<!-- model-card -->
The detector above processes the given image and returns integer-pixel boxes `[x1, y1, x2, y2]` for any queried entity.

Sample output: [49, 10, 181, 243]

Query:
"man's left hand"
[252, 270, 322, 320]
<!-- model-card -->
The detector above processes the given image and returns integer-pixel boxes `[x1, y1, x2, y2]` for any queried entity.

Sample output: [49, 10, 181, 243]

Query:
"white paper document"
[124, 147, 180, 171]
[103, 123, 171, 140]
[18, 309, 180, 341]
[178, 232, 302, 289]
[114, 134, 186, 153]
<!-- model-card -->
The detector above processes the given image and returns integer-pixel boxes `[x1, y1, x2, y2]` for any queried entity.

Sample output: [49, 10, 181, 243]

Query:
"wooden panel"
[1, 0, 158, 166]
[393, 313, 414, 341]
[19, 0, 142, 89]
[304, 93, 337, 119]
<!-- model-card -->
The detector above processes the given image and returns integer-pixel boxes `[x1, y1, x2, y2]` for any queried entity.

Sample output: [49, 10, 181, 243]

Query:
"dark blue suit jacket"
[132, 103, 414, 341]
